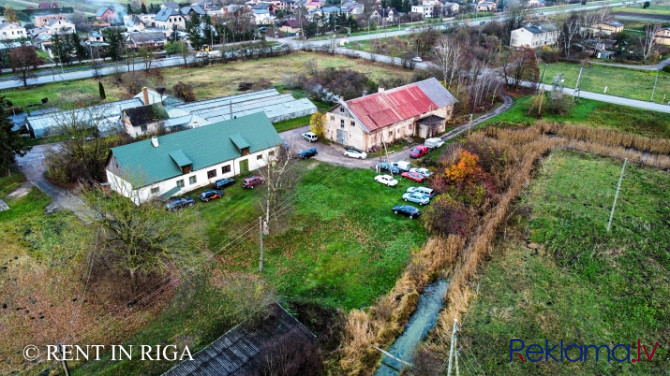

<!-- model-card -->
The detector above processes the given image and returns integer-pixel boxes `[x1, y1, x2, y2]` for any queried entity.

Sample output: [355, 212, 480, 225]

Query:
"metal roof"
[26, 98, 144, 133]
[109, 112, 282, 188]
[344, 78, 457, 132]
[161, 303, 315, 376]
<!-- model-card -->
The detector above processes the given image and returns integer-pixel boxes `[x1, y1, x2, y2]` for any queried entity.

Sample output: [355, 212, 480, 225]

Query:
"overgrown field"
[540, 62, 670, 104]
[461, 150, 670, 375]
[484, 95, 670, 138]
[0, 52, 411, 109]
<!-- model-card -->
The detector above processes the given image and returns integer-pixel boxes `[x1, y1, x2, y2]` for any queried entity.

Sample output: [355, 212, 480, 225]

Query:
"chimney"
[151, 136, 159, 148]
[378, 87, 385, 93]
[142, 86, 150, 105]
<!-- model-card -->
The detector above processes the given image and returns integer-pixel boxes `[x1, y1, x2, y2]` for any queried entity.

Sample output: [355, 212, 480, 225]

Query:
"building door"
[337, 129, 347, 145]
[239, 159, 249, 174]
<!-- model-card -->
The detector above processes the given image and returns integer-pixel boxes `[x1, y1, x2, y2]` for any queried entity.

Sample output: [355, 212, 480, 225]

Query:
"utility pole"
[447, 319, 459, 376]
[607, 158, 627, 233]
[259, 216, 264, 271]
[57, 343, 71, 376]
[468, 113, 473, 136]
[574, 66, 583, 102]
[651, 69, 659, 102]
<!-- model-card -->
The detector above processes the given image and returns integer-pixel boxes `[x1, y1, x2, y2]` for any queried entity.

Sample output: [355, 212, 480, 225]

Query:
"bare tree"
[139, 47, 154, 72]
[640, 24, 661, 62]
[257, 146, 300, 236]
[9, 45, 43, 87]
[502, 2, 529, 45]
[433, 36, 466, 88]
[501, 46, 540, 90]
[557, 13, 582, 58]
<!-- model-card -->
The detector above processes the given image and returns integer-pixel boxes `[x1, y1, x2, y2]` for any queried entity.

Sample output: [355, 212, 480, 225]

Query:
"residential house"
[526, 0, 546, 7]
[39, 2, 59, 9]
[161, 303, 316, 376]
[0, 22, 27, 41]
[305, 1, 325, 10]
[510, 24, 558, 48]
[411, 5, 433, 18]
[181, 4, 207, 18]
[34, 13, 68, 27]
[44, 18, 75, 35]
[279, 19, 302, 35]
[476, 1, 497, 12]
[443, 2, 460, 15]
[279, 0, 298, 11]
[155, 8, 186, 30]
[125, 31, 167, 49]
[654, 27, 670, 46]
[105, 111, 283, 203]
[582, 20, 624, 36]
[323, 78, 458, 151]
[122, 103, 170, 138]
[88, 31, 104, 43]
[582, 38, 618, 59]
[341, 1, 364, 15]
[253, 9, 275, 24]
[371, 7, 396, 23]
[95, 6, 117, 23]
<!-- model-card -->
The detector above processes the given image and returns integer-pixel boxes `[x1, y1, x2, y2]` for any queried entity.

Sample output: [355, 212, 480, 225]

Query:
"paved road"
[14, 144, 96, 223]
[590, 55, 670, 71]
[279, 93, 513, 169]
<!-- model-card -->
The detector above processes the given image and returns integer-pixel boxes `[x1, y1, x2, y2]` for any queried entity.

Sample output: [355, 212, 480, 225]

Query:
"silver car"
[409, 167, 432, 178]
[402, 192, 430, 205]
[344, 148, 368, 159]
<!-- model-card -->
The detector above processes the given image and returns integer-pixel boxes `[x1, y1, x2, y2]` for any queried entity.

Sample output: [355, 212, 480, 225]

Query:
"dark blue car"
[165, 197, 195, 211]
[376, 162, 400, 175]
[392, 205, 421, 219]
[212, 178, 235, 189]
[298, 147, 318, 159]
[200, 189, 222, 202]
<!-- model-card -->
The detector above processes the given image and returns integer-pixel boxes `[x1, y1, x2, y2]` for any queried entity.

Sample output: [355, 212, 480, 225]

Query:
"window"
[140, 124, 147, 132]
[151, 187, 160, 195]
[330, 116, 335, 120]
[340, 119, 345, 128]
[221, 165, 231, 174]
[269, 151, 275, 157]
[189, 175, 197, 185]
[257, 154, 263, 160]
[350, 121, 355, 127]
[207, 169, 217, 179]
[340, 107, 344, 112]
[176, 179, 185, 188]
[388, 131, 393, 137]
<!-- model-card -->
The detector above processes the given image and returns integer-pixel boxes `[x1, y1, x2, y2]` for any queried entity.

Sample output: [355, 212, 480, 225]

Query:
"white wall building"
[0, 22, 27, 41]
[510, 24, 558, 48]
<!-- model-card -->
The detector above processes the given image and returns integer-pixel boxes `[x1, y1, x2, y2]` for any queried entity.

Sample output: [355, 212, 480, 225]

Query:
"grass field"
[540, 62, 670, 104]
[483, 94, 670, 138]
[612, 4, 670, 16]
[461, 150, 670, 375]
[0, 52, 411, 110]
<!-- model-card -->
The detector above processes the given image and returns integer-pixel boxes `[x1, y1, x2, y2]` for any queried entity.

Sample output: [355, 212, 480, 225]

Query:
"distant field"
[462, 150, 670, 375]
[540, 62, 670, 105]
[612, 3, 670, 16]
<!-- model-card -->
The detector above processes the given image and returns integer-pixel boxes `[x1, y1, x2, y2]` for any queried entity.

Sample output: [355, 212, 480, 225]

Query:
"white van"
[302, 132, 318, 142]
[407, 186, 434, 198]
[425, 137, 445, 149]
[393, 160, 411, 172]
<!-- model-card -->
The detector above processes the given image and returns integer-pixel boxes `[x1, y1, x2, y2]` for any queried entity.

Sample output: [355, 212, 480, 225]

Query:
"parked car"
[424, 137, 445, 149]
[410, 145, 429, 158]
[302, 131, 318, 142]
[392, 205, 421, 218]
[407, 186, 434, 199]
[242, 175, 264, 189]
[409, 167, 432, 178]
[165, 197, 195, 211]
[401, 171, 426, 183]
[298, 147, 318, 159]
[402, 192, 430, 205]
[375, 174, 398, 187]
[392, 160, 411, 172]
[344, 148, 367, 159]
[212, 178, 235, 189]
[376, 162, 400, 174]
[412, 56, 422, 62]
[200, 189, 222, 202]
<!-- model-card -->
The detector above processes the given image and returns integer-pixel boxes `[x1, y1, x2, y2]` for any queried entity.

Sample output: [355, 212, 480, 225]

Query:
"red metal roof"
[345, 83, 438, 132]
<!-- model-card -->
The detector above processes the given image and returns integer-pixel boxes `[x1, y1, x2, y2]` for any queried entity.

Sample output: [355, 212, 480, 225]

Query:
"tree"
[87, 189, 204, 292]
[52, 34, 72, 66]
[103, 29, 124, 61]
[138, 46, 153, 72]
[127, 3, 133, 15]
[640, 24, 661, 62]
[9, 45, 43, 87]
[141, 3, 148, 14]
[501, 46, 540, 90]
[257, 147, 300, 236]
[309, 111, 324, 137]
[557, 13, 582, 58]
[187, 13, 206, 50]
[4, 6, 17, 23]
[172, 81, 196, 102]
[98, 81, 106, 100]
[502, 2, 528, 45]
[643, 1, 650, 8]
[70, 32, 89, 62]
[433, 36, 466, 88]
[0, 96, 29, 176]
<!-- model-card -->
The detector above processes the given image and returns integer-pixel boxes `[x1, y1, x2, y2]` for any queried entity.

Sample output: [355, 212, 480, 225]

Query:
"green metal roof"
[169, 150, 192, 167]
[110, 112, 282, 188]
[229, 133, 251, 151]
[160, 186, 181, 200]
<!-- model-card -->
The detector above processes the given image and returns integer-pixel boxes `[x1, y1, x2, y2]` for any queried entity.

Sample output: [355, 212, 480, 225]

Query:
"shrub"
[172, 81, 196, 102]
[424, 194, 474, 237]
[309, 111, 324, 137]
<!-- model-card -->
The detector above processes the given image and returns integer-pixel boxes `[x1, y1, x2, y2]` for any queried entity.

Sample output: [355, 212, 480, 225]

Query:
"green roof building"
[106, 112, 282, 203]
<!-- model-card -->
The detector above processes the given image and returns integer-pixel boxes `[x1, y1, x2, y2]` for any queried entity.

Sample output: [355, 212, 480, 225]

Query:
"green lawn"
[540, 62, 670, 104]
[461, 150, 670, 375]
[612, 4, 670, 16]
[483, 95, 670, 138]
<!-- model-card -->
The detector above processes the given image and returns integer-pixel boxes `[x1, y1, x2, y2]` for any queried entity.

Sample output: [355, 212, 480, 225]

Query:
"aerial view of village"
[0, 0, 667, 374]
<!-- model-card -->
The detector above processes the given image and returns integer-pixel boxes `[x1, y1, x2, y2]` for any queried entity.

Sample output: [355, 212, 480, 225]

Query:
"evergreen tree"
[52, 34, 72, 66]
[70, 32, 89, 62]
[141, 3, 148, 13]
[127, 4, 133, 15]
[98, 81, 106, 100]
[103, 29, 124, 61]
[391, 0, 403, 12]
[401, 0, 411, 13]
[187, 13, 205, 50]
[0, 97, 29, 176]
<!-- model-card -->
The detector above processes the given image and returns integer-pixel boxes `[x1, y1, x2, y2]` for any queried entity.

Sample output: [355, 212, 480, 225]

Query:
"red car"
[410, 145, 429, 159]
[242, 175, 264, 188]
[401, 171, 426, 183]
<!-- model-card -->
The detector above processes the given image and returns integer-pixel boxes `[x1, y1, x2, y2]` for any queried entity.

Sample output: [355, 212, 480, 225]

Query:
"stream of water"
[373, 279, 449, 376]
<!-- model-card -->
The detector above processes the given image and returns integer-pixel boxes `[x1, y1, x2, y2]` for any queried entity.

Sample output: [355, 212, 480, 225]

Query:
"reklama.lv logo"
[510, 339, 659, 363]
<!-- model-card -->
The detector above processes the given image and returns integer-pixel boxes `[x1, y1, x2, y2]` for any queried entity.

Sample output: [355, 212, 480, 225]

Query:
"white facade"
[156, 14, 186, 30]
[510, 26, 558, 48]
[107, 147, 277, 204]
[411, 5, 433, 18]
[0, 22, 27, 41]
[45, 19, 76, 35]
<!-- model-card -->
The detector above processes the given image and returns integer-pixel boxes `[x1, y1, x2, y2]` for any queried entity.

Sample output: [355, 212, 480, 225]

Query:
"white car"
[425, 137, 445, 149]
[409, 167, 432, 178]
[412, 56, 423, 62]
[407, 186, 434, 199]
[302, 131, 318, 142]
[402, 192, 430, 205]
[375, 174, 398, 187]
[344, 148, 367, 159]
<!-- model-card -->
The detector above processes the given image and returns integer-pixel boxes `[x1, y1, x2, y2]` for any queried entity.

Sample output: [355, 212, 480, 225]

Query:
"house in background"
[582, 20, 624, 36]
[44, 18, 75, 35]
[411, 4, 433, 18]
[443, 2, 460, 16]
[476, 1, 497, 12]
[34, 13, 67, 27]
[155, 8, 187, 30]
[105, 111, 283, 204]
[510, 24, 558, 48]
[95, 6, 117, 23]
[324, 78, 458, 152]
[121, 103, 170, 138]
[125, 31, 167, 49]
[0, 22, 27, 41]
[279, 19, 301, 35]
[654, 27, 670, 46]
